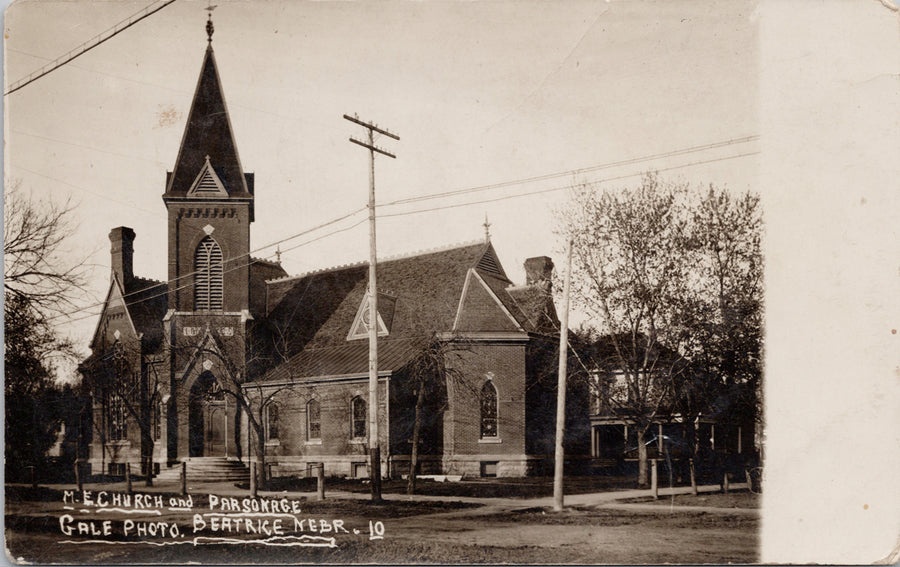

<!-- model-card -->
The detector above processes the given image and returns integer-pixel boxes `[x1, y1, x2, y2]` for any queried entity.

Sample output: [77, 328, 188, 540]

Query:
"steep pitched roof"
[164, 45, 252, 200]
[258, 241, 560, 383]
[248, 257, 288, 319]
[506, 284, 560, 334]
[124, 277, 168, 353]
[263, 241, 530, 357]
[89, 275, 167, 355]
[261, 336, 429, 383]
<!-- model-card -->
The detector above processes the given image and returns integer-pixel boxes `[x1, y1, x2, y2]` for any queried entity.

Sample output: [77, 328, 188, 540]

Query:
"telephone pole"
[343, 113, 399, 503]
[553, 237, 573, 511]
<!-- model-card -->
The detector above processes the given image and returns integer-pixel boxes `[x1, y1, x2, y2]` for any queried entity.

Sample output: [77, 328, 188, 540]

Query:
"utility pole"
[553, 237, 573, 512]
[343, 113, 399, 503]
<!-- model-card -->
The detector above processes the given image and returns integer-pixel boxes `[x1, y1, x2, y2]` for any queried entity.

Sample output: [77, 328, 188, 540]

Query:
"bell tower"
[163, 15, 254, 316]
[163, 13, 253, 460]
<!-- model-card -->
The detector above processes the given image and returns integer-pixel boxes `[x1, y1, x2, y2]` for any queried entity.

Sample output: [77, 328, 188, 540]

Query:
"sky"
[4, 0, 759, 357]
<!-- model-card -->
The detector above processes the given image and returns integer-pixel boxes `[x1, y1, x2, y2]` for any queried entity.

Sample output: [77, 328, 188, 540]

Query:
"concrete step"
[155, 459, 250, 482]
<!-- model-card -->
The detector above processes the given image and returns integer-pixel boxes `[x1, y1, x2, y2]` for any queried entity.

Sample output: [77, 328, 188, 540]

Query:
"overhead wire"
[379, 136, 758, 209]
[46, 138, 758, 324]
[5, 0, 180, 96]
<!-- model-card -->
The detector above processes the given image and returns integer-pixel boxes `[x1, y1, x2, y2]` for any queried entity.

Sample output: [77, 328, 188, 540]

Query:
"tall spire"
[164, 15, 252, 202]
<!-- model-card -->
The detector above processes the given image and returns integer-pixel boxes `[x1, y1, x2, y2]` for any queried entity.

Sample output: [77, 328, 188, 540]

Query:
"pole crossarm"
[343, 114, 400, 141]
[349, 137, 396, 159]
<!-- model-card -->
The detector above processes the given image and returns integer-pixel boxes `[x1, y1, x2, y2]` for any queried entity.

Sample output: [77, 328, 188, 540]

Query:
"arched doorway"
[188, 371, 229, 457]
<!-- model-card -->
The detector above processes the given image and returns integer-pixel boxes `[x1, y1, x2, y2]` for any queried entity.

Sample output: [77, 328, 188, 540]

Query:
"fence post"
[125, 463, 133, 494]
[317, 464, 325, 501]
[723, 471, 730, 494]
[689, 458, 698, 495]
[650, 459, 658, 500]
[74, 461, 83, 492]
[181, 462, 187, 496]
[250, 462, 257, 498]
[28, 465, 37, 489]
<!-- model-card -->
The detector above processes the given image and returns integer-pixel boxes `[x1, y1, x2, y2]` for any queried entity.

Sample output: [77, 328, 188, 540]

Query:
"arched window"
[480, 381, 498, 438]
[351, 396, 366, 439]
[194, 236, 223, 310]
[108, 393, 127, 441]
[307, 399, 321, 441]
[266, 403, 279, 441]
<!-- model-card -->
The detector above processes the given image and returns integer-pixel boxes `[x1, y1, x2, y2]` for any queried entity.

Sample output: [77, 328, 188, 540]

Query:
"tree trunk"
[637, 427, 649, 488]
[256, 430, 267, 491]
[407, 384, 426, 495]
[143, 432, 154, 487]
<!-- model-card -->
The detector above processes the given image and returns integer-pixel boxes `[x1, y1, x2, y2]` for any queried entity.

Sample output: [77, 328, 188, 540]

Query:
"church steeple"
[164, 32, 252, 205]
[163, 22, 254, 315]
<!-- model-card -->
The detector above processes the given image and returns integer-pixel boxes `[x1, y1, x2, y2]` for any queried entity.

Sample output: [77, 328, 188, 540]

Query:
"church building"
[81, 21, 587, 481]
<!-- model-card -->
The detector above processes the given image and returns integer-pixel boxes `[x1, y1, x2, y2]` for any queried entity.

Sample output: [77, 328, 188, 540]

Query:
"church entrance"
[188, 372, 230, 457]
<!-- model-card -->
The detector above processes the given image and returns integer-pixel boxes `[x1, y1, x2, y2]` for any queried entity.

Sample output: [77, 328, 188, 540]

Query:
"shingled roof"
[124, 276, 168, 353]
[257, 240, 557, 382]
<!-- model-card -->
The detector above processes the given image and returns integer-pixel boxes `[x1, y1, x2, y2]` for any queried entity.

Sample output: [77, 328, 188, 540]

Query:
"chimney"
[109, 227, 136, 287]
[524, 256, 554, 291]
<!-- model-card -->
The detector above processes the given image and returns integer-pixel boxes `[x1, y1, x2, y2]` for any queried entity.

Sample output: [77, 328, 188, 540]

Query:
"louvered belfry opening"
[195, 236, 224, 310]
[194, 169, 221, 194]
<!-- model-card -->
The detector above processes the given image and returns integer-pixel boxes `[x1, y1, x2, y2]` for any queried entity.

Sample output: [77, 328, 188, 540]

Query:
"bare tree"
[560, 174, 697, 486]
[4, 183, 87, 318]
[173, 318, 301, 491]
[400, 334, 479, 495]
[4, 184, 88, 480]
[81, 336, 166, 486]
[559, 174, 762, 486]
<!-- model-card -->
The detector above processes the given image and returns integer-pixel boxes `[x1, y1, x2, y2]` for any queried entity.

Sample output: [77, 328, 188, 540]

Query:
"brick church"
[81, 24, 587, 481]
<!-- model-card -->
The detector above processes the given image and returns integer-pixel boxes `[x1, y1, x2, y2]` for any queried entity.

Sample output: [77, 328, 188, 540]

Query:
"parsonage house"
[79, 29, 590, 481]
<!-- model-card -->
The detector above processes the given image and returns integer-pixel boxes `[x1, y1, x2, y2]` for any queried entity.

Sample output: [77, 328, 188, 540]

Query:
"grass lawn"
[262, 474, 639, 498]
[623, 489, 760, 508]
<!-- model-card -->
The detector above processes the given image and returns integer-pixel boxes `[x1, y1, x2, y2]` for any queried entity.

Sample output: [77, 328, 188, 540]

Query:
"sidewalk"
[27, 478, 755, 516]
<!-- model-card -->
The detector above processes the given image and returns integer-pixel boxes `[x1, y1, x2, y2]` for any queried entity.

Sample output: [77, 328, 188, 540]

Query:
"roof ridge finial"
[206, 2, 217, 43]
[483, 213, 492, 243]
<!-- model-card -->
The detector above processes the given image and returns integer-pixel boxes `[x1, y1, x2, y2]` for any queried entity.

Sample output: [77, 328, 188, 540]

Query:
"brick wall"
[443, 341, 527, 460]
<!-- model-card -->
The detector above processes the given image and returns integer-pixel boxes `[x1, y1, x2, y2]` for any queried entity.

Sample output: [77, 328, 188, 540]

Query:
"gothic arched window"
[266, 403, 279, 441]
[480, 381, 498, 438]
[307, 399, 321, 441]
[351, 396, 366, 439]
[194, 236, 223, 310]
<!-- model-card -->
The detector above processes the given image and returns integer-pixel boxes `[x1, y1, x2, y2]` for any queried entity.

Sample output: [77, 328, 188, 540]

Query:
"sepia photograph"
[3, 0, 898, 564]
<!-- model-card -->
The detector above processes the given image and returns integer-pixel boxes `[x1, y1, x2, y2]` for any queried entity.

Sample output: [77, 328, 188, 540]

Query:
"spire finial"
[275, 245, 282, 264]
[483, 214, 492, 243]
[206, 3, 217, 43]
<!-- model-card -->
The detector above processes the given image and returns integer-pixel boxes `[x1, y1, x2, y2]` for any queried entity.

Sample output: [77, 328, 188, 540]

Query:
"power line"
[379, 135, 758, 209]
[378, 151, 760, 219]
[5, 0, 180, 96]
[47, 144, 758, 324]
[48, 206, 368, 324]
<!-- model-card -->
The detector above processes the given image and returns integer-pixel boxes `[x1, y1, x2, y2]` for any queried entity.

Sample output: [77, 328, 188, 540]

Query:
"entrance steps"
[155, 457, 250, 483]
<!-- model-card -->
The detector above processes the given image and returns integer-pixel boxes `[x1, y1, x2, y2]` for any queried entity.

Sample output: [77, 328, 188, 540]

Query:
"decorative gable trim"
[452, 269, 524, 332]
[346, 294, 390, 341]
[187, 156, 229, 198]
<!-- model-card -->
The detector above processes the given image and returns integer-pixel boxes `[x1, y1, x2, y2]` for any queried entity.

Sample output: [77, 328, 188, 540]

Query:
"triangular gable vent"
[476, 245, 507, 279]
[187, 156, 229, 198]
[347, 295, 390, 341]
